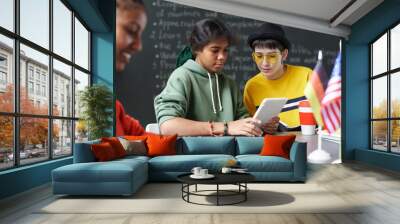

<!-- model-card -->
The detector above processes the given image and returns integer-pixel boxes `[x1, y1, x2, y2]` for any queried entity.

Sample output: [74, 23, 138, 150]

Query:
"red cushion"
[146, 134, 177, 157]
[101, 137, 126, 158]
[91, 142, 118, 161]
[260, 134, 296, 159]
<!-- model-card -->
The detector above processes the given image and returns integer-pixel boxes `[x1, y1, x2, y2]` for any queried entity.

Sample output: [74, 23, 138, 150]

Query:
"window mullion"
[71, 10, 76, 154]
[14, 0, 20, 166]
[370, 45, 373, 149]
[49, 0, 53, 160]
[387, 29, 391, 152]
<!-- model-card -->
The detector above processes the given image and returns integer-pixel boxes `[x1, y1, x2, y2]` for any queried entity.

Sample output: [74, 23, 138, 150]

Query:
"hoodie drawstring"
[207, 72, 223, 114]
[215, 74, 223, 112]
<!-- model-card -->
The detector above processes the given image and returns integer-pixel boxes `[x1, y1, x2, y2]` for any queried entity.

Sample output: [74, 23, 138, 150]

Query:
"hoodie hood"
[181, 59, 211, 78]
[181, 59, 223, 113]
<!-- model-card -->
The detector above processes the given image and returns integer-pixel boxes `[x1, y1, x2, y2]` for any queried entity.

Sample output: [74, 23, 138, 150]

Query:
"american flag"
[304, 51, 329, 127]
[321, 51, 341, 134]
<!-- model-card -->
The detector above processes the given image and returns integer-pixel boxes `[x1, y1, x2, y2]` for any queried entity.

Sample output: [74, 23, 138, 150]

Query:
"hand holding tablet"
[253, 98, 288, 126]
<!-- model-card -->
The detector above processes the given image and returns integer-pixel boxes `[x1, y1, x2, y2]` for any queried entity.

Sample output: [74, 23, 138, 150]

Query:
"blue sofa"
[52, 136, 307, 195]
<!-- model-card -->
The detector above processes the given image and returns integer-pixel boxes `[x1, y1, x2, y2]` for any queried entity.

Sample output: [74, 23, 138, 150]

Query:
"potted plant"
[79, 84, 113, 140]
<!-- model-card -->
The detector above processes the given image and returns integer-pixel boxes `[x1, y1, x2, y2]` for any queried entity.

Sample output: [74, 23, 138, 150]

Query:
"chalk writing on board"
[117, 0, 341, 125]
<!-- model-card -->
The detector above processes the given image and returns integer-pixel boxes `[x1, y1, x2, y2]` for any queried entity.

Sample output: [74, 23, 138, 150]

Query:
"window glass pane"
[0, 0, 14, 31]
[372, 77, 387, 119]
[372, 121, 388, 151]
[53, 0, 72, 60]
[74, 18, 89, 70]
[0, 35, 14, 113]
[20, 117, 49, 165]
[391, 72, 400, 118]
[53, 59, 72, 117]
[75, 120, 88, 143]
[391, 24, 400, 70]
[74, 69, 89, 118]
[20, 0, 49, 49]
[372, 33, 387, 76]
[391, 120, 400, 153]
[53, 119, 72, 158]
[20, 44, 49, 115]
[0, 116, 13, 170]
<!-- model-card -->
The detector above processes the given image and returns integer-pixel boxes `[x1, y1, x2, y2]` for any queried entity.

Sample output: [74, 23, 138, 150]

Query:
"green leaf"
[79, 84, 113, 140]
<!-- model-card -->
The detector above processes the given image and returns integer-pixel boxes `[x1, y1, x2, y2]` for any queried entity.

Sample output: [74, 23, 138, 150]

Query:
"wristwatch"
[223, 121, 228, 136]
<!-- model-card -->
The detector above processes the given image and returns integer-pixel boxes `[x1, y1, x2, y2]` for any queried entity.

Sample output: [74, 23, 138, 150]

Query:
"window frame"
[0, 0, 92, 171]
[370, 20, 400, 154]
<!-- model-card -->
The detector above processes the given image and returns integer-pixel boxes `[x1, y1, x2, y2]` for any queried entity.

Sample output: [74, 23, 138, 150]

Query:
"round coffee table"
[177, 172, 255, 206]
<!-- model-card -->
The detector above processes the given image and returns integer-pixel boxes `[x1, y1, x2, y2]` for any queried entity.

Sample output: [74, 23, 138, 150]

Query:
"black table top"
[177, 172, 255, 185]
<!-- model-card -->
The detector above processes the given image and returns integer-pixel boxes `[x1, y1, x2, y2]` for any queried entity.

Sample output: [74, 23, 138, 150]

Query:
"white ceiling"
[165, 0, 384, 38]
[225, 0, 352, 22]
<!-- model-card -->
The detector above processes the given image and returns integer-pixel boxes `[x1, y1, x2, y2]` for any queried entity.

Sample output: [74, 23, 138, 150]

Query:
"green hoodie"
[154, 59, 249, 125]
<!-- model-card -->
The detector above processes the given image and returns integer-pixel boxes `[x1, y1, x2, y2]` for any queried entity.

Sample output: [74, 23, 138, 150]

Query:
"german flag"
[304, 51, 330, 127]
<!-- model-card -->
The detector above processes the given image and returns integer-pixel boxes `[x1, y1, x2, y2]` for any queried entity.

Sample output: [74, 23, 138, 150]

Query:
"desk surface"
[290, 132, 341, 164]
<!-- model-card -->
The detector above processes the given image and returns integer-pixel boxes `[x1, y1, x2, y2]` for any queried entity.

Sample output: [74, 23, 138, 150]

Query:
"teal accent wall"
[345, 0, 400, 171]
[0, 0, 115, 200]
[92, 32, 114, 95]
[91, 0, 115, 135]
[355, 149, 400, 172]
[344, 44, 369, 159]
[66, 0, 110, 32]
[0, 158, 72, 199]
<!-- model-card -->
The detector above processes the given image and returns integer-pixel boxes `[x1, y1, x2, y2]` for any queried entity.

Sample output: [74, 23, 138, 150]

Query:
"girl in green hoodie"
[154, 18, 279, 136]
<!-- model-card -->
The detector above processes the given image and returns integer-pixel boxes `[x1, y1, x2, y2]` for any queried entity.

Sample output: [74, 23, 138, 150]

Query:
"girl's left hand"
[261, 116, 280, 134]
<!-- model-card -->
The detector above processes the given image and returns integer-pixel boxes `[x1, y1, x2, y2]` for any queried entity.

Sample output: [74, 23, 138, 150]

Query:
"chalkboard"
[116, 0, 341, 126]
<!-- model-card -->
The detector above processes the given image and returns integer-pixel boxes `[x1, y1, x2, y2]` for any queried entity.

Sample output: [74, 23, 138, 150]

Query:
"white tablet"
[253, 98, 288, 125]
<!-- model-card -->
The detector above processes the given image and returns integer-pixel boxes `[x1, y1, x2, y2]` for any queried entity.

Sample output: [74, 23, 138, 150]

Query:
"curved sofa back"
[176, 136, 235, 155]
[235, 137, 264, 155]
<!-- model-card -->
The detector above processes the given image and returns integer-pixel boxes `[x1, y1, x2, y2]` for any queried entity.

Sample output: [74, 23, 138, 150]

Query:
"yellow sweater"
[244, 64, 312, 128]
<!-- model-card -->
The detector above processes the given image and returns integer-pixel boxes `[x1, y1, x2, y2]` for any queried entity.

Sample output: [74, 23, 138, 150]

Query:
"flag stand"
[307, 126, 332, 164]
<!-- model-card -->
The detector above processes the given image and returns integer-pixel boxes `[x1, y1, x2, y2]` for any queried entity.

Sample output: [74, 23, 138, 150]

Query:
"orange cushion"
[91, 142, 118, 161]
[101, 137, 126, 158]
[146, 134, 177, 157]
[260, 134, 296, 159]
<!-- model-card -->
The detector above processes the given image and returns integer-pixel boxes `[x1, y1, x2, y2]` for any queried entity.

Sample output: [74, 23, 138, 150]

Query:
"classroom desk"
[293, 132, 341, 164]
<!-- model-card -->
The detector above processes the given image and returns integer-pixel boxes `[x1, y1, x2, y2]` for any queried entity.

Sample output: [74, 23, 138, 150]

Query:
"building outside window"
[28, 81, 34, 94]
[41, 85, 46, 97]
[0, 55, 6, 67]
[35, 83, 40, 95]
[0, 71, 6, 85]
[0, 54, 7, 90]
[0, 54, 7, 71]
[54, 88, 58, 100]
[28, 66, 34, 79]
[41, 73, 46, 83]
[370, 22, 400, 154]
[0, 0, 91, 170]
[35, 70, 40, 81]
